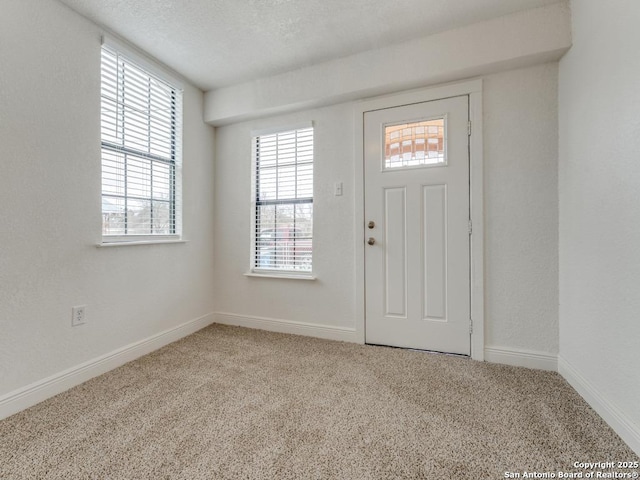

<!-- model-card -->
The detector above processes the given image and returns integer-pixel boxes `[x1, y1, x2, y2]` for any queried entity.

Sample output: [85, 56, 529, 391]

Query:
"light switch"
[334, 182, 343, 196]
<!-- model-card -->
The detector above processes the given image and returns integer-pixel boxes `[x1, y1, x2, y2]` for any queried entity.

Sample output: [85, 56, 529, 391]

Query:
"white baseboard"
[0, 312, 216, 421]
[214, 312, 358, 343]
[558, 355, 640, 456]
[484, 346, 558, 371]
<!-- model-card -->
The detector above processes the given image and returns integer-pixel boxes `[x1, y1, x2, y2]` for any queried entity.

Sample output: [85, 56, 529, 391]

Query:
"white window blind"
[253, 127, 314, 273]
[100, 43, 183, 240]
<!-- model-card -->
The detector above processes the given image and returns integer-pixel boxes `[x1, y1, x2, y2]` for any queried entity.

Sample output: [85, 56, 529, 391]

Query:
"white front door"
[364, 96, 470, 355]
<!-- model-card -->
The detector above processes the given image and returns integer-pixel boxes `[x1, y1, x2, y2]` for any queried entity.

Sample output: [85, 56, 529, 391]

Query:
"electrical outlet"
[72, 305, 86, 327]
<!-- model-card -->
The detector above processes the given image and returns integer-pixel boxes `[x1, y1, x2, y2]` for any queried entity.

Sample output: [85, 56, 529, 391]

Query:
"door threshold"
[365, 342, 470, 359]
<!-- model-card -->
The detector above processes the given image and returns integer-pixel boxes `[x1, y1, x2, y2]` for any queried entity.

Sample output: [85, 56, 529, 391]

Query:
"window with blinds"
[253, 126, 314, 273]
[100, 42, 183, 241]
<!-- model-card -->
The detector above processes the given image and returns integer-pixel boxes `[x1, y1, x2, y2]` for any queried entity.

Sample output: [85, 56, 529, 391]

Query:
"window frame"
[100, 36, 184, 245]
[250, 123, 315, 277]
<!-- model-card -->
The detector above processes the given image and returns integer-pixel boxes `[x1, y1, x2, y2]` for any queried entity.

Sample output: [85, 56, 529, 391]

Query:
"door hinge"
[468, 220, 472, 235]
[468, 120, 472, 136]
[469, 318, 473, 334]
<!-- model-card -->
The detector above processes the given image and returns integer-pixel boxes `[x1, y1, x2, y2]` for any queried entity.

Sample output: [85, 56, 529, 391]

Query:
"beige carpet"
[0, 324, 637, 479]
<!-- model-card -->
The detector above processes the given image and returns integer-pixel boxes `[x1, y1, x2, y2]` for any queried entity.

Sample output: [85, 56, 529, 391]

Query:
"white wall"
[214, 63, 559, 355]
[214, 103, 357, 339]
[483, 63, 559, 356]
[558, 0, 640, 454]
[0, 0, 216, 400]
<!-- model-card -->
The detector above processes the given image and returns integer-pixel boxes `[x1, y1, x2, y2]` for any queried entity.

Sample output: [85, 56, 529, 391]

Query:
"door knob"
[367, 237, 376, 246]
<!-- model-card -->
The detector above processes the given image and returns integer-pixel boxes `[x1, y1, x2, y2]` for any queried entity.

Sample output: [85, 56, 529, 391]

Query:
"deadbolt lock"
[368, 221, 375, 229]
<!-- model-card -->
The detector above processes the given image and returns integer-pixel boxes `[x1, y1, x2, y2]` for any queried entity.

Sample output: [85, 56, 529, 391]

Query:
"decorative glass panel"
[384, 118, 445, 169]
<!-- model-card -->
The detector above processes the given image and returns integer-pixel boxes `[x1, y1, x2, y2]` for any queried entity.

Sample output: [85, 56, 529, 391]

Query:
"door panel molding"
[383, 187, 407, 318]
[353, 79, 485, 360]
[422, 184, 447, 322]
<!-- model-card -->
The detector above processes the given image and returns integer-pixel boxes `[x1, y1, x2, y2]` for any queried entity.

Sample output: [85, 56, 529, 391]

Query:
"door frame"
[353, 79, 485, 360]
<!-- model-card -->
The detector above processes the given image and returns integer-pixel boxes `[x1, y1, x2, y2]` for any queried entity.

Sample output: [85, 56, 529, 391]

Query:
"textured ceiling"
[58, 0, 562, 91]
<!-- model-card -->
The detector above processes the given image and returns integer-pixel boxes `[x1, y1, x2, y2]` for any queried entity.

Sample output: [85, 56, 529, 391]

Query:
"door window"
[384, 118, 445, 169]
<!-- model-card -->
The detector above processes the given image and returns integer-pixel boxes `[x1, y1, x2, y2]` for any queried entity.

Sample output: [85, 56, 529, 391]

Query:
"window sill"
[97, 239, 187, 248]
[244, 272, 317, 281]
